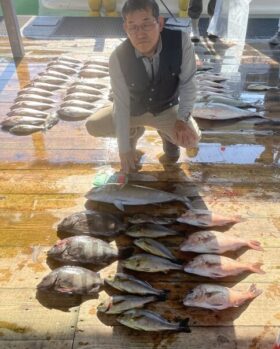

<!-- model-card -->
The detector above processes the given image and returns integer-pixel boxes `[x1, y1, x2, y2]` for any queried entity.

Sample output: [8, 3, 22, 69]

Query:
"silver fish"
[17, 87, 54, 97]
[1, 115, 46, 130]
[199, 95, 256, 108]
[134, 238, 176, 261]
[57, 56, 82, 64]
[98, 294, 165, 314]
[184, 254, 265, 279]
[35, 75, 67, 85]
[47, 236, 132, 265]
[74, 79, 109, 90]
[29, 81, 62, 91]
[117, 309, 190, 332]
[196, 73, 228, 82]
[122, 253, 182, 273]
[198, 86, 231, 94]
[47, 64, 77, 75]
[67, 85, 103, 95]
[41, 70, 70, 80]
[60, 100, 96, 110]
[37, 266, 103, 295]
[193, 102, 264, 120]
[183, 283, 262, 310]
[126, 223, 179, 238]
[180, 230, 263, 254]
[49, 59, 80, 68]
[64, 92, 100, 103]
[11, 101, 53, 111]
[58, 107, 92, 120]
[247, 83, 278, 91]
[9, 124, 46, 135]
[15, 94, 55, 104]
[57, 210, 126, 237]
[79, 69, 108, 79]
[105, 272, 167, 296]
[84, 64, 109, 73]
[84, 59, 109, 68]
[177, 209, 242, 227]
[198, 80, 226, 89]
[7, 108, 49, 118]
[85, 183, 192, 211]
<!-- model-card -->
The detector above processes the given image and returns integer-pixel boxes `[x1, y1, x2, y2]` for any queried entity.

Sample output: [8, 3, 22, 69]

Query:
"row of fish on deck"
[37, 183, 265, 332]
[1, 54, 276, 136]
[1, 55, 111, 135]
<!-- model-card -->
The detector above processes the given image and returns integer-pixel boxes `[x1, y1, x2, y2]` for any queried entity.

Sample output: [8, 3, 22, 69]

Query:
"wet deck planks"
[0, 34, 280, 349]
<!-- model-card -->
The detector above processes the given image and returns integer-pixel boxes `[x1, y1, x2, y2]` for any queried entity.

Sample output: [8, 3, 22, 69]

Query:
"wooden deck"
[0, 33, 280, 349]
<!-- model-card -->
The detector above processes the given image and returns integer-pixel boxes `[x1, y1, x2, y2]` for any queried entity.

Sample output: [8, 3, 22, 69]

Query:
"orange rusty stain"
[265, 283, 280, 300]
[16, 260, 27, 271]
[249, 324, 273, 349]
[27, 262, 47, 273]
[0, 268, 12, 282]
[273, 313, 280, 320]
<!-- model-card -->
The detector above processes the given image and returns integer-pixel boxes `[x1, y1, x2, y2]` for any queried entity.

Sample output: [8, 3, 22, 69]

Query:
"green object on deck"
[93, 171, 127, 186]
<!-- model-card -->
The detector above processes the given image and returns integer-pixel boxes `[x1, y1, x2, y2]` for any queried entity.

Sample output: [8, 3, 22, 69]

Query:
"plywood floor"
[0, 33, 280, 349]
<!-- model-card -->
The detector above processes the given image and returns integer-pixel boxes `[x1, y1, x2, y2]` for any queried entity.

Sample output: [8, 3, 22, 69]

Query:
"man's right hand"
[119, 150, 138, 174]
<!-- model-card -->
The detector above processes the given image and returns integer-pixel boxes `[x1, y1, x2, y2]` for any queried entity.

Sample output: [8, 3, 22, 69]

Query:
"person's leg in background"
[269, 18, 280, 45]
[206, 0, 219, 39]
[188, 0, 203, 42]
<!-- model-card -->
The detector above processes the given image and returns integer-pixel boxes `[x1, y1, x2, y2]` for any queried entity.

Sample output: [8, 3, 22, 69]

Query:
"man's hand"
[119, 150, 138, 174]
[174, 119, 198, 148]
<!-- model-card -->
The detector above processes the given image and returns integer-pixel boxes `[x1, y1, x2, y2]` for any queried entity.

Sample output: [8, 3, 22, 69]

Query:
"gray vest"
[116, 28, 182, 116]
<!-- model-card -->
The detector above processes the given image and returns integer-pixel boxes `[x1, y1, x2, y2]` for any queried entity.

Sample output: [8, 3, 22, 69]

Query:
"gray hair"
[122, 0, 160, 20]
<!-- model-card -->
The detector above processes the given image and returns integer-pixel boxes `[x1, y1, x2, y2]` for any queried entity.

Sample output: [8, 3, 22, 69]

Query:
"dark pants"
[188, 0, 216, 19]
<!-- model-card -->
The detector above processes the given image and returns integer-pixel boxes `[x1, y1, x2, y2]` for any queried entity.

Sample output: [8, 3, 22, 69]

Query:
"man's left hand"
[174, 119, 197, 148]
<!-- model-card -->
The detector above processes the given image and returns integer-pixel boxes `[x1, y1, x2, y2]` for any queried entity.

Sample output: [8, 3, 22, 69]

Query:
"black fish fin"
[178, 318, 191, 332]
[156, 293, 168, 301]
[118, 247, 135, 260]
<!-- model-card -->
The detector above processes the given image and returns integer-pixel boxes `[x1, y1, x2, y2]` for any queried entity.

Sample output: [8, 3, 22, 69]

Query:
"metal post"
[0, 0, 25, 58]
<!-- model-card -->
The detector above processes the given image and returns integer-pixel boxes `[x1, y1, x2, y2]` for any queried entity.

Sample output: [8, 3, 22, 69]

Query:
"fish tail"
[178, 318, 191, 332]
[181, 196, 193, 209]
[118, 247, 135, 260]
[247, 240, 264, 251]
[247, 283, 262, 299]
[250, 262, 265, 274]
[156, 292, 168, 302]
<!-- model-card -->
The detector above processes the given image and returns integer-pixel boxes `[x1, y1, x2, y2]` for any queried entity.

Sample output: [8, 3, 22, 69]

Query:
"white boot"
[191, 19, 200, 42]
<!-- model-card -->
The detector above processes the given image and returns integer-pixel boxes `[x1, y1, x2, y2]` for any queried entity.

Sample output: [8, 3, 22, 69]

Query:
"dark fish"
[47, 236, 133, 265]
[126, 223, 179, 238]
[57, 210, 126, 237]
[85, 183, 193, 211]
[98, 294, 165, 314]
[37, 266, 103, 295]
[105, 272, 167, 296]
[117, 309, 190, 332]
[122, 253, 183, 273]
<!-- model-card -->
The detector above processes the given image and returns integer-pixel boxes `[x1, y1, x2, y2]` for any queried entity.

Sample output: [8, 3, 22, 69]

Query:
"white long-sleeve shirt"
[109, 31, 197, 153]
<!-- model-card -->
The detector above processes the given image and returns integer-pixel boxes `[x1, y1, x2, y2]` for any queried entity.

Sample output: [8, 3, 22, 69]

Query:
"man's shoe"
[207, 33, 219, 41]
[190, 19, 200, 43]
[158, 132, 180, 163]
[269, 31, 280, 45]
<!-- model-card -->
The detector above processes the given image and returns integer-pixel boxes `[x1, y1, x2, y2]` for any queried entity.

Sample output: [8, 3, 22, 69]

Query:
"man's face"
[123, 8, 164, 57]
